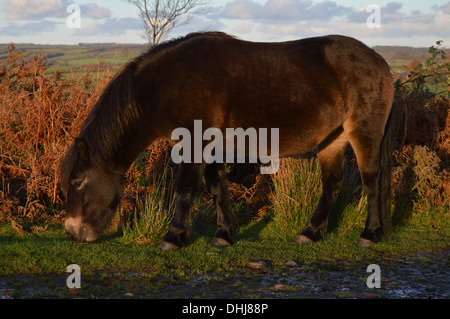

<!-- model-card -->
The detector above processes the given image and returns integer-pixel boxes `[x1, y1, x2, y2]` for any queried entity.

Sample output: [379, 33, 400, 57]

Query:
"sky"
[0, 0, 449, 47]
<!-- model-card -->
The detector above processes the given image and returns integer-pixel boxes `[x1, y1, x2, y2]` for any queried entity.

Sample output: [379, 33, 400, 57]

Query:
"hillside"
[0, 43, 148, 78]
[372, 46, 430, 73]
[0, 43, 438, 76]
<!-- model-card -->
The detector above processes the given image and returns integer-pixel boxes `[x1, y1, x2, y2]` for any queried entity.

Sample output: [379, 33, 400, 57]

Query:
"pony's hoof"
[158, 240, 181, 251]
[294, 234, 313, 244]
[357, 238, 375, 248]
[211, 237, 232, 248]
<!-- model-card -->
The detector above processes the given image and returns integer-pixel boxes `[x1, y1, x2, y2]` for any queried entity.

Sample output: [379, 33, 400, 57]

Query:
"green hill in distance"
[0, 42, 446, 78]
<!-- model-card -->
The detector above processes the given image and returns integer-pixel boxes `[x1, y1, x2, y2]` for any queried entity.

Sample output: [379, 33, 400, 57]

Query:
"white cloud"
[3, 0, 70, 20]
[437, 1, 450, 14]
[0, 20, 57, 36]
[224, 0, 263, 19]
[216, 0, 450, 45]
[1, 0, 449, 46]
[3, 0, 111, 21]
[223, 0, 350, 21]
[232, 22, 254, 34]
[80, 4, 111, 19]
[261, 0, 309, 20]
[73, 17, 141, 37]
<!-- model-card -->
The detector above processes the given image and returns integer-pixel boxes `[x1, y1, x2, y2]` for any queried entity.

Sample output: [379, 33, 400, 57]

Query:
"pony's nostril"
[65, 216, 82, 242]
[76, 225, 98, 243]
[66, 230, 76, 242]
[79, 225, 88, 242]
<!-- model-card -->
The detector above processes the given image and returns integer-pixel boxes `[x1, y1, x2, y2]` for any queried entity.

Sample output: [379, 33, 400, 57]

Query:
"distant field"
[372, 46, 430, 73]
[0, 43, 148, 79]
[0, 42, 437, 77]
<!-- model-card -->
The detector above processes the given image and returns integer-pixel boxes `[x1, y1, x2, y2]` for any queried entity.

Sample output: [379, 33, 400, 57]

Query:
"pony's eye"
[72, 180, 84, 189]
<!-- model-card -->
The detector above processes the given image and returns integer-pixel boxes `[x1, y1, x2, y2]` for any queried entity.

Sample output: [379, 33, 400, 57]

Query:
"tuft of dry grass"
[120, 159, 175, 245]
[270, 157, 322, 239]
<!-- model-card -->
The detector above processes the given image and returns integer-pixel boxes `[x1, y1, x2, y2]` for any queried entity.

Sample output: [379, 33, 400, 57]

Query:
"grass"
[0, 210, 447, 278]
[120, 161, 175, 245]
[271, 157, 322, 240]
[1, 155, 448, 278]
[2, 228, 448, 299]
[0, 160, 448, 299]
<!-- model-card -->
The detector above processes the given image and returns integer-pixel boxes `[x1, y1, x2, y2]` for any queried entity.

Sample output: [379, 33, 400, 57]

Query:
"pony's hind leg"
[343, 113, 391, 247]
[158, 162, 205, 251]
[295, 131, 348, 243]
[204, 163, 236, 247]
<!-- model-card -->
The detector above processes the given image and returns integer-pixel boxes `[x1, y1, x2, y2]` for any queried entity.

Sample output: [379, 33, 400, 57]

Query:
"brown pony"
[60, 32, 394, 250]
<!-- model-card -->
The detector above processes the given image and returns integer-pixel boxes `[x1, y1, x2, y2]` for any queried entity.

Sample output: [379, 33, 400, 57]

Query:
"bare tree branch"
[122, 0, 209, 45]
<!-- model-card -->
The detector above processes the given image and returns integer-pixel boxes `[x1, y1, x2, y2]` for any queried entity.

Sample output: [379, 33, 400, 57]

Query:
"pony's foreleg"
[204, 163, 236, 247]
[295, 131, 347, 243]
[158, 163, 205, 251]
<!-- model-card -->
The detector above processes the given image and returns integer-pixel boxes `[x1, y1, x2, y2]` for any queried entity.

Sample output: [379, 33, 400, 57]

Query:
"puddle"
[0, 289, 14, 299]
[1, 250, 448, 299]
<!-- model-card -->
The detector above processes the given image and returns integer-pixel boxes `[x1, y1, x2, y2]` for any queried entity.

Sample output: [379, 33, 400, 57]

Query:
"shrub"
[391, 40, 449, 214]
[0, 44, 114, 232]
[394, 40, 449, 98]
[412, 145, 447, 210]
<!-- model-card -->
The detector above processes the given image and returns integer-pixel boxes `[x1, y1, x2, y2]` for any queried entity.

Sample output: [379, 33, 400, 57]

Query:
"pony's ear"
[75, 137, 90, 166]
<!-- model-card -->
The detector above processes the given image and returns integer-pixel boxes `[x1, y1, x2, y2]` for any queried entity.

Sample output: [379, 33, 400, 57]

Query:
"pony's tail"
[380, 107, 393, 238]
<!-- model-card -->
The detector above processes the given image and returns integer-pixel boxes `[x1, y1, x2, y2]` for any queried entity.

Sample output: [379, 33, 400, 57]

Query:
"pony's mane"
[60, 32, 233, 188]
[133, 31, 234, 68]
[80, 60, 139, 168]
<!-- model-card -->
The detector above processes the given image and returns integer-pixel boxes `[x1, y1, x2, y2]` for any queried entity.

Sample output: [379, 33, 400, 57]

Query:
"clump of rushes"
[270, 157, 322, 240]
[120, 160, 175, 245]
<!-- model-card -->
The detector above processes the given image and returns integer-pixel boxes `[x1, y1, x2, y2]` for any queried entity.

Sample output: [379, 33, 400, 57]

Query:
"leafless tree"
[122, 0, 209, 45]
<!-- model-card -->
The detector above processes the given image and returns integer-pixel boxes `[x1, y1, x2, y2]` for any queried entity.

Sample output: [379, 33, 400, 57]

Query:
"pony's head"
[60, 138, 124, 243]
[60, 60, 141, 243]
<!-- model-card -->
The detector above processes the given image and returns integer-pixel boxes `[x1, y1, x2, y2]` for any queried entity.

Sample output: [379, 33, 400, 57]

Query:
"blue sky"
[0, 0, 449, 47]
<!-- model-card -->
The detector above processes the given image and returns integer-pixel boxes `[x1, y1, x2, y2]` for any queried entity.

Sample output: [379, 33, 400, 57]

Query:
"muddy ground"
[1, 249, 448, 299]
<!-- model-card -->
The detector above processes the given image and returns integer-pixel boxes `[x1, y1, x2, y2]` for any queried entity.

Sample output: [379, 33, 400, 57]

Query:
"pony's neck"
[81, 62, 157, 175]
[111, 124, 157, 174]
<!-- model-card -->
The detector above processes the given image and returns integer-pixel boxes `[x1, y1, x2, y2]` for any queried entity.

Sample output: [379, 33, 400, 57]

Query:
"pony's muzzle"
[65, 216, 98, 243]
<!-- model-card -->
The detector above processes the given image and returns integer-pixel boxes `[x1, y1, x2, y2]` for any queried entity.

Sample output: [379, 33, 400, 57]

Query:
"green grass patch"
[0, 206, 448, 277]
[1, 155, 448, 277]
